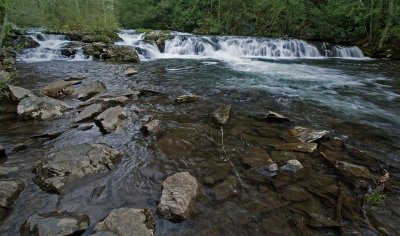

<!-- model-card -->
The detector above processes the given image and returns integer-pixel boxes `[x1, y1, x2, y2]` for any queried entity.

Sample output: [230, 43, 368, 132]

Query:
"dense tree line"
[118, 0, 400, 48]
[0, 0, 399, 52]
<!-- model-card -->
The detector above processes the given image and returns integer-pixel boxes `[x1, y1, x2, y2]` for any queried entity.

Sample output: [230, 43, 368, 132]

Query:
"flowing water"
[1, 30, 400, 235]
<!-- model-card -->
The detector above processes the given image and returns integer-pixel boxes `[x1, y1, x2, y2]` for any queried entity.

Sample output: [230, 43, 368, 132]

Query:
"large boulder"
[41, 80, 75, 98]
[0, 179, 24, 220]
[157, 172, 198, 220]
[105, 45, 140, 63]
[72, 81, 107, 100]
[34, 143, 121, 193]
[17, 96, 71, 120]
[20, 212, 90, 236]
[7, 85, 34, 101]
[4, 35, 39, 51]
[93, 208, 155, 236]
[61, 42, 86, 57]
[95, 106, 128, 133]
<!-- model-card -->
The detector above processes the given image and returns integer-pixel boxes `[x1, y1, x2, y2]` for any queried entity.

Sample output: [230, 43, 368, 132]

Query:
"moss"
[136, 28, 154, 34]
[366, 192, 386, 205]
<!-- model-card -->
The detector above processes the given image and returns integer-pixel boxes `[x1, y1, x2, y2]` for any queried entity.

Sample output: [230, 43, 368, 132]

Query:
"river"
[0, 30, 399, 235]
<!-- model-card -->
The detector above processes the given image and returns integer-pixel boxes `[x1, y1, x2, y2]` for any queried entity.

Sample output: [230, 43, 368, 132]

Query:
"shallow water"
[1, 49, 400, 235]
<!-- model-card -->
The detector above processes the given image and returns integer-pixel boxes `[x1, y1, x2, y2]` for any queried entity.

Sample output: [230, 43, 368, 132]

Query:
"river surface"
[0, 30, 400, 235]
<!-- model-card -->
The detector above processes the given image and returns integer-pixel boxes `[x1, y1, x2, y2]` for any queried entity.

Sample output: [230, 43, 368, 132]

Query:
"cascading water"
[117, 30, 366, 60]
[18, 30, 91, 62]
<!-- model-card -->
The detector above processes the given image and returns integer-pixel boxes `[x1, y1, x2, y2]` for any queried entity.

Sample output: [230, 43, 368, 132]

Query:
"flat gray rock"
[73, 81, 107, 100]
[289, 126, 329, 143]
[8, 85, 34, 101]
[17, 96, 71, 120]
[94, 208, 155, 236]
[124, 67, 138, 76]
[0, 179, 24, 220]
[140, 119, 161, 135]
[41, 80, 75, 98]
[34, 143, 121, 193]
[95, 106, 127, 132]
[75, 103, 103, 122]
[157, 172, 198, 220]
[20, 212, 89, 236]
[281, 160, 304, 173]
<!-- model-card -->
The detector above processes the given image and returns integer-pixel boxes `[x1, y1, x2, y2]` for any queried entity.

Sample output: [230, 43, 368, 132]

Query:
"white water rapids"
[116, 30, 365, 60]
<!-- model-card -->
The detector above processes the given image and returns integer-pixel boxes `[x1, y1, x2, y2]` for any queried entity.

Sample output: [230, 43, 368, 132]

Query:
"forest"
[0, 0, 398, 53]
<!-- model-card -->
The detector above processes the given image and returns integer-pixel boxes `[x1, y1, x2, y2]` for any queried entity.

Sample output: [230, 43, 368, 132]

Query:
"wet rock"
[241, 146, 271, 167]
[281, 160, 304, 173]
[77, 124, 94, 131]
[17, 96, 71, 120]
[140, 119, 161, 135]
[94, 208, 155, 236]
[213, 104, 231, 125]
[282, 185, 310, 202]
[7, 85, 34, 101]
[213, 176, 239, 201]
[157, 172, 198, 220]
[202, 166, 230, 185]
[138, 89, 162, 97]
[31, 130, 66, 140]
[81, 93, 132, 108]
[12, 143, 27, 152]
[335, 161, 374, 186]
[288, 126, 329, 143]
[34, 143, 121, 193]
[95, 106, 127, 133]
[20, 212, 90, 236]
[0, 166, 19, 177]
[41, 80, 75, 98]
[0, 179, 24, 220]
[75, 103, 103, 123]
[244, 164, 278, 182]
[273, 143, 318, 153]
[0, 144, 5, 158]
[60, 41, 85, 57]
[175, 94, 200, 104]
[64, 73, 87, 81]
[72, 81, 107, 100]
[106, 45, 140, 63]
[6, 35, 40, 51]
[265, 111, 290, 122]
[124, 67, 138, 76]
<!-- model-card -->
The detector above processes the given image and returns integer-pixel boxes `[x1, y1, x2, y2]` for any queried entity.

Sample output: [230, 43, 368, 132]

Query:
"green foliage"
[366, 192, 386, 204]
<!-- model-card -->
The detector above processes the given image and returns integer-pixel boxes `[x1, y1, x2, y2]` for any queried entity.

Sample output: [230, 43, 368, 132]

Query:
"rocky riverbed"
[0, 30, 400, 235]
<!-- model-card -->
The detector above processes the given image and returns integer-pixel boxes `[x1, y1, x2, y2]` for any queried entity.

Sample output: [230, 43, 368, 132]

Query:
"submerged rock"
[282, 185, 310, 202]
[157, 172, 198, 220]
[17, 96, 71, 120]
[213, 176, 239, 201]
[0, 144, 5, 158]
[0, 166, 19, 177]
[95, 106, 128, 132]
[124, 67, 138, 76]
[265, 111, 290, 122]
[20, 212, 90, 236]
[34, 143, 121, 193]
[72, 81, 107, 100]
[289, 126, 329, 143]
[75, 103, 103, 123]
[140, 119, 161, 135]
[273, 143, 318, 153]
[213, 104, 231, 125]
[64, 73, 87, 81]
[41, 80, 75, 98]
[335, 161, 374, 187]
[244, 164, 278, 182]
[80, 90, 137, 107]
[241, 146, 271, 167]
[175, 94, 200, 104]
[7, 85, 34, 101]
[281, 160, 304, 173]
[94, 208, 155, 236]
[0, 179, 24, 220]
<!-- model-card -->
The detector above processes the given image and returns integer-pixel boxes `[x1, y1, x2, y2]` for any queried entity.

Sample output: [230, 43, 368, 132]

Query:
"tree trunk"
[0, 6, 9, 48]
[378, 0, 396, 49]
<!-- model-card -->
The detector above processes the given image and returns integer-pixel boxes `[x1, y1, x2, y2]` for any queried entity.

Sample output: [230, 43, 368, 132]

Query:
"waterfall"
[18, 30, 91, 62]
[117, 30, 366, 60]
